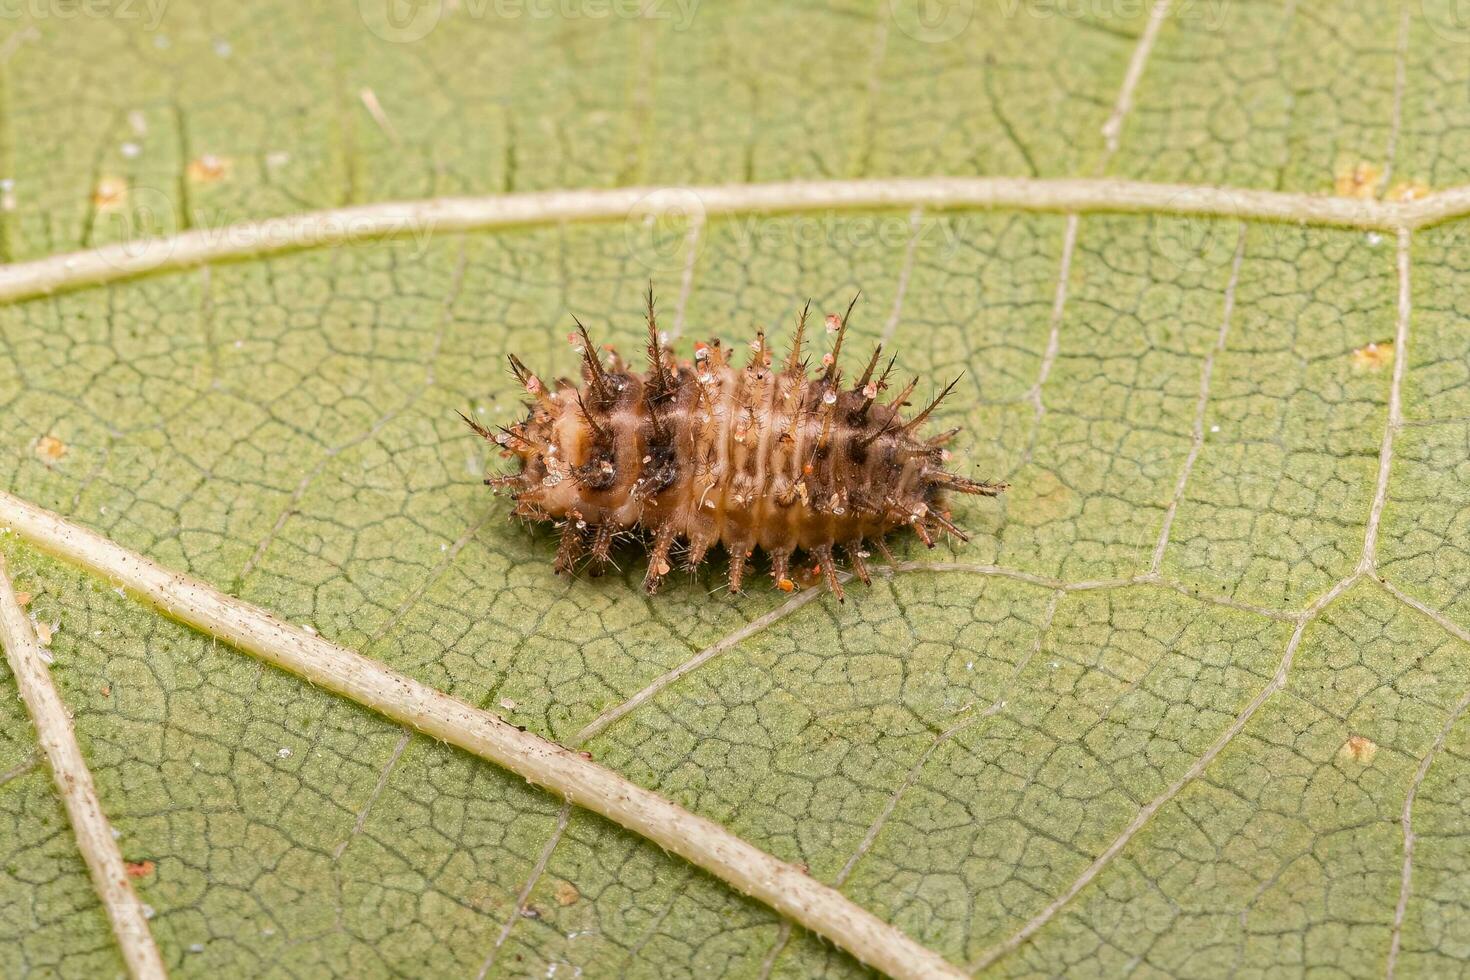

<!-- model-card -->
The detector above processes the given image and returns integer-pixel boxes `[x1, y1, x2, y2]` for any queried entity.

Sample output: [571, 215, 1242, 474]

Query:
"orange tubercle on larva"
[463, 286, 1008, 601]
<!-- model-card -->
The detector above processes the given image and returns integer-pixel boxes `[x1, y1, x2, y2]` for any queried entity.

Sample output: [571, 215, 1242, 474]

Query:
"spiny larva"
[463, 287, 1007, 600]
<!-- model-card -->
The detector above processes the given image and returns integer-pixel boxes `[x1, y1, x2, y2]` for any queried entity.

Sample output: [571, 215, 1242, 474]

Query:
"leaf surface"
[2, 2, 1470, 977]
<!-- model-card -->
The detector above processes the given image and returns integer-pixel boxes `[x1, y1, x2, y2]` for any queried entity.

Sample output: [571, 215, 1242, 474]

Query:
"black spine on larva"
[464, 290, 1009, 600]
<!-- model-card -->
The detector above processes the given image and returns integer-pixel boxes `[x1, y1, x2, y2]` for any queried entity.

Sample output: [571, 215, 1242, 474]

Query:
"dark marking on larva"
[465, 287, 1008, 601]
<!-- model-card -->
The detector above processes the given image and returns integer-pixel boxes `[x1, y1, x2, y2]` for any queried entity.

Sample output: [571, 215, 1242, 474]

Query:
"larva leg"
[929, 510, 970, 542]
[727, 550, 748, 595]
[643, 524, 677, 594]
[811, 545, 845, 603]
[911, 522, 936, 549]
[554, 521, 585, 575]
[484, 473, 528, 492]
[933, 473, 1009, 496]
[845, 543, 871, 586]
[684, 531, 713, 572]
[588, 524, 616, 575]
[770, 549, 793, 591]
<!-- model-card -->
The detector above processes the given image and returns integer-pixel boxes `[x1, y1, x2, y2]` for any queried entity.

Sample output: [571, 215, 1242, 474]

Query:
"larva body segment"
[467, 290, 1007, 600]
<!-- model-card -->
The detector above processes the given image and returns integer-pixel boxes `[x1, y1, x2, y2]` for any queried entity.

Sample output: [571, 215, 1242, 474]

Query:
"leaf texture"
[2, 1, 1470, 977]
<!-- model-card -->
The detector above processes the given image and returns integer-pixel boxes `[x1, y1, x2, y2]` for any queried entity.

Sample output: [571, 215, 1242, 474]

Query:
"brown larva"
[463, 287, 1007, 600]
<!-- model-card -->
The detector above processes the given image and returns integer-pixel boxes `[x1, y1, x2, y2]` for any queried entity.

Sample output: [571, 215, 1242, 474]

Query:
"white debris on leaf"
[277, 747, 292, 760]
[29, 615, 57, 663]
[30, 617, 54, 643]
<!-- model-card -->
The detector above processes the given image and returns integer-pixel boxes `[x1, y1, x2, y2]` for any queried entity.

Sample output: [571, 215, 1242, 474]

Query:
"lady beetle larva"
[463, 287, 1006, 600]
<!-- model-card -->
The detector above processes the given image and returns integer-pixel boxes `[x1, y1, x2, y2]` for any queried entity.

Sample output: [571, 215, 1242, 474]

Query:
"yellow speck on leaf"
[465, 882, 501, 912]
[34, 435, 66, 464]
[1333, 161, 1381, 200]
[1340, 734, 1378, 764]
[187, 153, 230, 183]
[1351, 340, 1394, 372]
[554, 881, 580, 906]
[1386, 181, 1430, 203]
[91, 175, 128, 210]
[124, 860, 155, 878]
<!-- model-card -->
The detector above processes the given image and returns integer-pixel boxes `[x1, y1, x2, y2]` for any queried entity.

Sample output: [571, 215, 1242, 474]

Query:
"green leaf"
[3, 1, 1470, 977]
